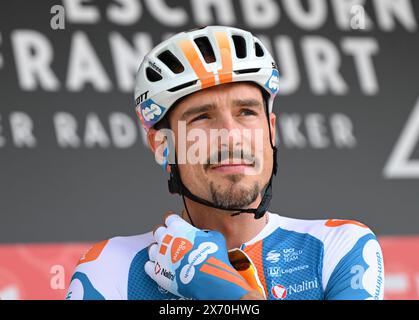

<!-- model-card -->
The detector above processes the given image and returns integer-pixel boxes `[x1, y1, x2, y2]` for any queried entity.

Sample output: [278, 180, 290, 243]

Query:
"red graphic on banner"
[0, 236, 418, 299]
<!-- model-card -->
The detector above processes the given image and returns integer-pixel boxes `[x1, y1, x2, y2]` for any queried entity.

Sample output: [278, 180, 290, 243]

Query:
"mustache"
[203, 149, 259, 171]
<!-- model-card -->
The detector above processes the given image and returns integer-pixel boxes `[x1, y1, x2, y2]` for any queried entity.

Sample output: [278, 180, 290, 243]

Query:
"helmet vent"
[255, 42, 264, 57]
[234, 68, 260, 74]
[168, 80, 198, 92]
[158, 50, 184, 74]
[194, 37, 216, 63]
[232, 35, 247, 59]
[146, 67, 163, 82]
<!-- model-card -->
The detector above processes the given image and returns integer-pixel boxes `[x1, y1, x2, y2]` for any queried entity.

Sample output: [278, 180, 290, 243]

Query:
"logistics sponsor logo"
[268, 264, 309, 277]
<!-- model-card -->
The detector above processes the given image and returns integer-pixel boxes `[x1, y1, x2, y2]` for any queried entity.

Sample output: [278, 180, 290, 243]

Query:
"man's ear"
[147, 128, 171, 173]
[147, 128, 159, 153]
[269, 112, 277, 147]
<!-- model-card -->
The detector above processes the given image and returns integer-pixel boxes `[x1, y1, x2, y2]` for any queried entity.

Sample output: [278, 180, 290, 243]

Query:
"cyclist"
[66, 26, 384, 300]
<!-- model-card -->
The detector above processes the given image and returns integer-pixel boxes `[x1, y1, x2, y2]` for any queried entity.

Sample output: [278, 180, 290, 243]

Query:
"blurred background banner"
[0, 0, 418, 299]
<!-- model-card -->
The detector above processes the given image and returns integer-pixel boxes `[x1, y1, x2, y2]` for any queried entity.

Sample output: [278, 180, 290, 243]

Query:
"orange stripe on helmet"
[179, 39, 216, 89]
[214, 32, 233, 84]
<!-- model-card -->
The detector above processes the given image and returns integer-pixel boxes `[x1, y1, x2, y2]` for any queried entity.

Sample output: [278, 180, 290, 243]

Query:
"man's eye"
[240, 109, 257, 116]
[190, 114, 209, 122]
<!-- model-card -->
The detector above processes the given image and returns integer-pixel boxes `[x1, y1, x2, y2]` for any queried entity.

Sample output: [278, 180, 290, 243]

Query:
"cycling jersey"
[66, 212, 384, 300]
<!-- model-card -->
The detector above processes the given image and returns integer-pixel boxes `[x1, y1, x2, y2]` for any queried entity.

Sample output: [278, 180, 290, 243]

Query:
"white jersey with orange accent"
[66, 212, 385, 300]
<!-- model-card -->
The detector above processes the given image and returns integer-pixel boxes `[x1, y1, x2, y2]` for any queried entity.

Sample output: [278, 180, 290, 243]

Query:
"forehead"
[171, 82, 263, 115]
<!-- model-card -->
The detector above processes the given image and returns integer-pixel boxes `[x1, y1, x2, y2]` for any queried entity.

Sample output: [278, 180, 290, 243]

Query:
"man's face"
[164, 82, 276, 209]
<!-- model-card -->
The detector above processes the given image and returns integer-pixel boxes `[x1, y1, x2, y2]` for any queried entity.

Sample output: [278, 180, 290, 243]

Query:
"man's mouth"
[209, 160, 255, 174]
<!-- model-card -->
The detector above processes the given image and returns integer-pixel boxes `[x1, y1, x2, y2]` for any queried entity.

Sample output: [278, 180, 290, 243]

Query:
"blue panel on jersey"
[324, 233, 384, 300]
[69, 272, 105, 300]
[261, 227, 325, 300]
[127, 248, 181, 300]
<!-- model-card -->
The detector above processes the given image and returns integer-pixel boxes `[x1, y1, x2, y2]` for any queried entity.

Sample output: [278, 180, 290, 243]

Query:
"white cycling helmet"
[134, 25, 279, 131]
[134, 26, 279, 220]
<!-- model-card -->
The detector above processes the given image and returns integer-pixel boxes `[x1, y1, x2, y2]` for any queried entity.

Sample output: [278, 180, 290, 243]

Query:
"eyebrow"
[180, 98, 263, 120]
[180, 103, 216, 120]
[232, 98, 263, 108]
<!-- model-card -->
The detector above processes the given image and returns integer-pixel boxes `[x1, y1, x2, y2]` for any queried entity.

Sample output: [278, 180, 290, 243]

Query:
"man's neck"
[181, 197, 269, 250]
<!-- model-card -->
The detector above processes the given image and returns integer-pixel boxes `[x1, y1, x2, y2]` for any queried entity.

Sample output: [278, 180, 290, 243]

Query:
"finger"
[148, 243, 159, 262]
[165, 213, 183, 227]
[162, 211, 177, 225]
[152, 223, 165, 235]
[144, 261, 156, 281]
[153, 226, 166, 244]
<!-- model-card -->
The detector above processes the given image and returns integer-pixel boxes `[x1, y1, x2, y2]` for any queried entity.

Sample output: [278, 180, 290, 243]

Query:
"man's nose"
[214, 114, 244, 147]
[216, 113, 240, 131]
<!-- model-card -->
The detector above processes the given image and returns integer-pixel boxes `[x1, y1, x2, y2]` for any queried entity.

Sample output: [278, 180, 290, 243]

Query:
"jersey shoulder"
[66, 232, 154, 300]
[268, 213, 384, 299]
[272, 214, 375, 241]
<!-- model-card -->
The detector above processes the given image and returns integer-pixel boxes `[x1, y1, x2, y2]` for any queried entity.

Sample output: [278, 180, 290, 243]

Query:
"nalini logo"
[154, 262, 161, 275]
[271, 284, 287, 300]
[287, 278, 319, 295]
[266, 250, 281, 263]
[161, 268, 175, 281]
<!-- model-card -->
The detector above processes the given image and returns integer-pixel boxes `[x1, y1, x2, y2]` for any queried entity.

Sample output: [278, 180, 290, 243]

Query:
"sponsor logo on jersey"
[271, 284, 287, 300]
[271, 278, 319, 299]
[352, 239, 385, 299]
[268, 264, 309, 277]
[266, 250, 281, 263]
[282, 247, 303, 263]
[265, 248, 303, 264]
[287, 278, 319, 295]
[375, 251, 384, 299]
